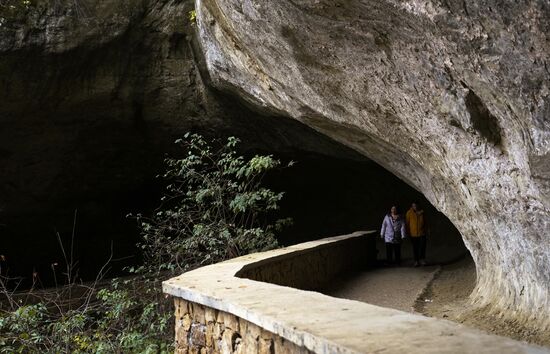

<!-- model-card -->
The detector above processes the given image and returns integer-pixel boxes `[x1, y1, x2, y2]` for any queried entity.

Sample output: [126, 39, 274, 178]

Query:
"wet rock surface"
[194, 0, 550, 329]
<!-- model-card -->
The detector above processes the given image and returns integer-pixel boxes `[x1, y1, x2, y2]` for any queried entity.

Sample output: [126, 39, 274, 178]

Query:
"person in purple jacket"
[380, 205, 407, 266]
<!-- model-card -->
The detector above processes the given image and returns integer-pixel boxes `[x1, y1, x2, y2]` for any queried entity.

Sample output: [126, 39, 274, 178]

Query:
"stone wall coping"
[163, 232, 548, 354]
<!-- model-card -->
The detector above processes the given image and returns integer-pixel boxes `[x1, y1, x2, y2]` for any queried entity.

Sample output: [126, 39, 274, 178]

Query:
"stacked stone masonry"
[174, 298, 311, 354]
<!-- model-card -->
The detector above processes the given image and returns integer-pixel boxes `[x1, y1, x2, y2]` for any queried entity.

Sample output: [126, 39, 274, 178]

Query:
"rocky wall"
[194, 0, 550, 329]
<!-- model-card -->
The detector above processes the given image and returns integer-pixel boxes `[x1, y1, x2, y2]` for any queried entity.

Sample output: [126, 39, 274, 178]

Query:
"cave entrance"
[261, 147, 473, 315]
[264, 152, 469, 266]
[0, 100, 470, 290]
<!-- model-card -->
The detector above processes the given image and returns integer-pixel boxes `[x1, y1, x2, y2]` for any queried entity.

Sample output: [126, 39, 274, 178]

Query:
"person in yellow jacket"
[405, 201, 429, 267]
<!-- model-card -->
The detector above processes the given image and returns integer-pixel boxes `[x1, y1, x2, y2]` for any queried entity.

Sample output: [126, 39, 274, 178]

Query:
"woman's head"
[390, 205, 399, 215]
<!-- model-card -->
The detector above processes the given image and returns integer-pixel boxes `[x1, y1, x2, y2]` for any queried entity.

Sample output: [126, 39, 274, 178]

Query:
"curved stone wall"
[163, 233, 545, 353]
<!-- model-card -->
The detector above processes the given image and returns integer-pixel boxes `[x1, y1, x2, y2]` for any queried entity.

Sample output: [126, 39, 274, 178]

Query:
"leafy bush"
[135, 134, 292, 274]
[0, 134, 291, 353]
[0, 282, 171, 353]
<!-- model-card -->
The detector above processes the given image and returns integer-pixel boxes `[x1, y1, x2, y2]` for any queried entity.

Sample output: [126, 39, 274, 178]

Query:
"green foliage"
[188, 9, 196, 24]
[0, 133, 291, 353]
[136, 133, 292, 274]
[0, 279, 172, 353]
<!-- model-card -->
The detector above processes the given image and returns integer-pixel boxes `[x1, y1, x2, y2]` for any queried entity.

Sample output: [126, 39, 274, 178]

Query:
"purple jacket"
[380, 214, 406, 243]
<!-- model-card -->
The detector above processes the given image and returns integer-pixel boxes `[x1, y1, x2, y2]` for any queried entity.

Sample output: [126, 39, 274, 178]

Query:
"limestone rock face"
[195, 0, 550, 327]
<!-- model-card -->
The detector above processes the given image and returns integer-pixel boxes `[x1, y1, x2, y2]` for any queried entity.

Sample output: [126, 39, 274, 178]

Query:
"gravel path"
[324, 265, 440, 312]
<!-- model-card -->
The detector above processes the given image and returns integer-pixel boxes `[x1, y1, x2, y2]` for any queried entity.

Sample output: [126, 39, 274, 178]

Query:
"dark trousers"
[385, 243, 401, 265]
[410, 235, 427, 261]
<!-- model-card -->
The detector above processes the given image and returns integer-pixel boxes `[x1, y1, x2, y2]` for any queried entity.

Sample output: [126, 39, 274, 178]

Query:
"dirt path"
[324, 265, 440, 312]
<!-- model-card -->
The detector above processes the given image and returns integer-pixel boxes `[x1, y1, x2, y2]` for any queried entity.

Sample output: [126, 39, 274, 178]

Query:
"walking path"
[324, 265, 440, 312]
[324, 257, 549, 348]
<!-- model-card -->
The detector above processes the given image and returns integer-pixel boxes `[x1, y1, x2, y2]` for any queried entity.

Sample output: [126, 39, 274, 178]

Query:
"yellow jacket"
[406, 208, 427, 237]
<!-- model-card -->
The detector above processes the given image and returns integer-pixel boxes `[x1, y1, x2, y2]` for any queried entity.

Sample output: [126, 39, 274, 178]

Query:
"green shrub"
[0, 278, 172, 353]
[188, 9, 196, 24]
[135, 133, 292, 274]
[0, 133, 291, 353]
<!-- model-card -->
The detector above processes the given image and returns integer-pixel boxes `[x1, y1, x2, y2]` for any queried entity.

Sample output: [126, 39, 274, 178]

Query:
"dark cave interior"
[0, 137, 467, 288]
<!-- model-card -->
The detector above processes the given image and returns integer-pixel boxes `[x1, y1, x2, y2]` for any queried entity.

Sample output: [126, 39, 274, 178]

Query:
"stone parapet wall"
[174, 298, 311, 354]
[164, 232, 545, 354]
[170, 232, 373, 354]
[236, 232, 374, 290]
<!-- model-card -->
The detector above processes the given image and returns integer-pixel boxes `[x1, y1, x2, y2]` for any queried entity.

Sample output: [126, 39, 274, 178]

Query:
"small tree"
[136, 133, 292, 274]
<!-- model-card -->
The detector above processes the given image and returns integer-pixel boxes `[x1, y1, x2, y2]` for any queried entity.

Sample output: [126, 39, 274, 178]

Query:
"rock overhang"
[193, 0, 550, 329]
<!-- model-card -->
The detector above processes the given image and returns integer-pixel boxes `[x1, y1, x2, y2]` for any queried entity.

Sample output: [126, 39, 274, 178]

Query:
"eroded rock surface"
[195, 0, 550, 328]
